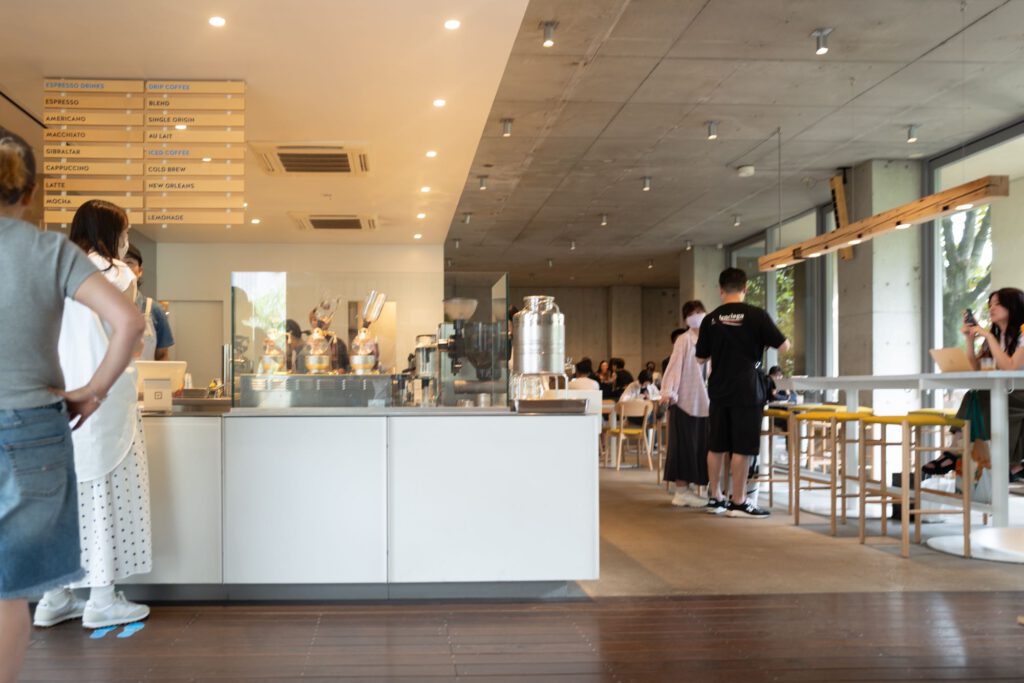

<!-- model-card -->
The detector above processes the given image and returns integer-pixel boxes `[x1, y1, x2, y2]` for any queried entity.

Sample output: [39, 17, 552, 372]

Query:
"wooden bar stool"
[790, 410, 868, 535]
[858, 414, 973, 558]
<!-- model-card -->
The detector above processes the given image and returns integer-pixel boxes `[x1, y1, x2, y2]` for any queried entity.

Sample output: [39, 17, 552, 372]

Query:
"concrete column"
[989, 176, 1024, 291]
[608, 285, 643, 374]
[837, 159, 923, 411]
[679, 246, 725, 319]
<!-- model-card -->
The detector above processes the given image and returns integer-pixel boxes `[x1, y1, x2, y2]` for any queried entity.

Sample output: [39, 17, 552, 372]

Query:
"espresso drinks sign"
[43, 78, 245, 228]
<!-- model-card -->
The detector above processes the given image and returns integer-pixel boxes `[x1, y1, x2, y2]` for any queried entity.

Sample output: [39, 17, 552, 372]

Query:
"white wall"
[156, 243, 444, 372]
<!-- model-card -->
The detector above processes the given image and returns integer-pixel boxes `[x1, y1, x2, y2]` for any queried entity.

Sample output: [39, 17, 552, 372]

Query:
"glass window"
[731, 240, 766, 308]
[774, 212, 816, 376]
[938, 207, 992, 348]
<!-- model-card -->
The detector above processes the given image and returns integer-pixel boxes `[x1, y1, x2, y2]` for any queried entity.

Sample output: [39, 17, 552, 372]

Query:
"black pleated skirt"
[663, 405, 709, 485]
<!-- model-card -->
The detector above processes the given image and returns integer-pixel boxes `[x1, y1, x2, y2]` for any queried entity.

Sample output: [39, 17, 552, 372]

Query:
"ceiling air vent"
[250, 143, 370, 176]
[291, 213, 377, 232]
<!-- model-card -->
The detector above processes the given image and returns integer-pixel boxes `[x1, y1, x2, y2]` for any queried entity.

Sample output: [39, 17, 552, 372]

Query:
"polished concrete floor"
[581, 467, 1024, 597]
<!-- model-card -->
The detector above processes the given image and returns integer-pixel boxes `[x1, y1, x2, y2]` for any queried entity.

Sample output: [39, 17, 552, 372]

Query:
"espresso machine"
[434, 298, 508, 407]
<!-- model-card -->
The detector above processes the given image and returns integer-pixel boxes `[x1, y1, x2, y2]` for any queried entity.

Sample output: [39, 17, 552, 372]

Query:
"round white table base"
[926, 528, 1024, 563]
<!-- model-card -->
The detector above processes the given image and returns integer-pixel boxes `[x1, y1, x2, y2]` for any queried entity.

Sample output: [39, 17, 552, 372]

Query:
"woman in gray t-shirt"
[0, 131, 144, 682]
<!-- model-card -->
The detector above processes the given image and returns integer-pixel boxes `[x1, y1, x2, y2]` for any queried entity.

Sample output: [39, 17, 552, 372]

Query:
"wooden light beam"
[759, 175, 1009, 272]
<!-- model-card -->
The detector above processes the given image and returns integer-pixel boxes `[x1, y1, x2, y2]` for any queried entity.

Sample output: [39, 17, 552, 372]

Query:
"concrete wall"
[642, 287, 680, 371]
[608, 286, 643, 373]
[679, 246, 725, 311]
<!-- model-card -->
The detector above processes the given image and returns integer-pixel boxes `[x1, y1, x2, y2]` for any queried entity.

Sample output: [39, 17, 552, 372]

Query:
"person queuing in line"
[609, 357, 634, 399]
[695, 268, 790, 519]
[569, 357, 600, 390]
[660, 300, 711, 508]
[122, 245, 174, 361]
[0, 131, 144, 683]
[35, 200, 155, 631]
[925, 288, 1024, 479]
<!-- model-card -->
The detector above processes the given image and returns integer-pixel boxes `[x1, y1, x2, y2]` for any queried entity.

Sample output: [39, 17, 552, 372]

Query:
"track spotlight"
[478, 175, 488, 190]
[600, 213, 608, 227]
[706, 121, 718, 140]
[811, 28, 833, 55]
[642, 176, 652, 192]
[542, 21, 556, 47]
[907, 125, 919, 144]
[501, 118, 513, 137]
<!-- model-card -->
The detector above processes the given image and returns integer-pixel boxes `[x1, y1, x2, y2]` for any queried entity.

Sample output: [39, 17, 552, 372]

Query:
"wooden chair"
[614, 400, 654, 471]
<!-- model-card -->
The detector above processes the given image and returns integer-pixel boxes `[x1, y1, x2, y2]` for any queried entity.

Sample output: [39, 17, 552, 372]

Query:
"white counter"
[133, 410, 599, 595]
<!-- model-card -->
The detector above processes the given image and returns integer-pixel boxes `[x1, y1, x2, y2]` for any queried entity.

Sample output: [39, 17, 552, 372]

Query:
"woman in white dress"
[34, 200, 152, 629]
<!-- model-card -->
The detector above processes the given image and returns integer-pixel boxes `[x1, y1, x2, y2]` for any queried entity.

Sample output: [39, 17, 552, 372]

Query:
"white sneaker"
[670, 491, 690, 507]
[33, 589, 86, 627]
[681, 490, 708, 508]
[82, 592, 150, 629]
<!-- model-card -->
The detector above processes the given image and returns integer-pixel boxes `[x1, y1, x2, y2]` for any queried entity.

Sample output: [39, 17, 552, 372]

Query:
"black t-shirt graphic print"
[694, 303, 786, 406]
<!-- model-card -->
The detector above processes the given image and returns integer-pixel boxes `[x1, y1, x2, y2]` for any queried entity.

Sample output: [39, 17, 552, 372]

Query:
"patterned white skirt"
[69, 411, 152, 588]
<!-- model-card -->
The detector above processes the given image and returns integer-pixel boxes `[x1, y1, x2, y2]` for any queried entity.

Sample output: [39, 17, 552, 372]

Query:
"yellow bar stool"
[759, 407, 794, 512]
[858, 413, 973, 558]
[790, 409, 870, 535]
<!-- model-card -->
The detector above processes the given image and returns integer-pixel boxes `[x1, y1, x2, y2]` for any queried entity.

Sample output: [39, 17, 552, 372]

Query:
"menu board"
[43, 78, 245, 229]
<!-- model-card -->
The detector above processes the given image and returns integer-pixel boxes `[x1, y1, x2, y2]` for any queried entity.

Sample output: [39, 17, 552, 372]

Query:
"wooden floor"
[22, 592, 1024, 682]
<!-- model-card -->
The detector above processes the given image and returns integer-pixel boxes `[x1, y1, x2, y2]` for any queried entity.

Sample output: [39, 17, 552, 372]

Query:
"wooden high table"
[779, 371, 1024, 562]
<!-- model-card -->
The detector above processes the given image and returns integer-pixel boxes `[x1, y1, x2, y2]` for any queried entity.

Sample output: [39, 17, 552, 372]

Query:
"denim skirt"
[0, 402, 84, 599]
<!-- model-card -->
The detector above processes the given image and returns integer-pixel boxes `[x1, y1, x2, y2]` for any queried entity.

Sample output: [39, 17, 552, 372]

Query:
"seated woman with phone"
[922, 288, 1024, 479]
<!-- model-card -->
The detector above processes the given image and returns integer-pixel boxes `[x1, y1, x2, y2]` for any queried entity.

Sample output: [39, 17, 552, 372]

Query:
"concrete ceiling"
[0, 0, 528, 246]
[446, 0, 1024, 287]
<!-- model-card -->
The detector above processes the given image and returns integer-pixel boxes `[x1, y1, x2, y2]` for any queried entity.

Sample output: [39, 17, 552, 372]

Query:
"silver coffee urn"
[510, 295, 566, 400]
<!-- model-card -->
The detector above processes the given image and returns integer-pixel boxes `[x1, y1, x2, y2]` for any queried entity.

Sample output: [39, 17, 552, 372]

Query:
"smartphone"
[964, 308, 978, 327]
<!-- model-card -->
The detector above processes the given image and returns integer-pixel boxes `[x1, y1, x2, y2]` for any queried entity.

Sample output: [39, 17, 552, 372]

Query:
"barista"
[285, 319, 307, 373]
[286, 318, 351, 374]
[123, 244, 174, 360]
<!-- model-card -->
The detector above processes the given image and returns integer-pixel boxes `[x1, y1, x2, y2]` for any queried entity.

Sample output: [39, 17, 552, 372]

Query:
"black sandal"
[922, 451, 959, 476]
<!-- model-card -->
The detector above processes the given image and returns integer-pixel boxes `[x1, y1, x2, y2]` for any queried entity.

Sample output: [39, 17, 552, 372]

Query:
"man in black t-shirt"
[695, 268, 790, 518]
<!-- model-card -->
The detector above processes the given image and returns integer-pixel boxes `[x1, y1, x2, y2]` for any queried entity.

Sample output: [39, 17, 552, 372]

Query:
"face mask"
[117, 231, 130, 260]
[686, 313, 705, 330]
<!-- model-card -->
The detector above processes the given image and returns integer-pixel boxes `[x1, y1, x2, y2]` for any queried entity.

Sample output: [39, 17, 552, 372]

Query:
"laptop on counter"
[929, 348, 973, 373]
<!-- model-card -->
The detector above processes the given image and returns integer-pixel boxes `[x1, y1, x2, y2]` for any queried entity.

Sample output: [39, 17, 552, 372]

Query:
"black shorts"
[708, 402, 762, 456]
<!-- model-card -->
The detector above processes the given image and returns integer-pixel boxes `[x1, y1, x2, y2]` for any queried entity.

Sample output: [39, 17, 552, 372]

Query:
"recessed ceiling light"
[174, 124, 187, 130]
[413, 233, 423, 240]
[811, 28, 833, 55]
[432, 98, 447, 108]
[416, 212, 426, 219]
[420, 186, 431, 193]
[542, 21, 556, 47]
[242, 202, 248, 208]
[209, 16, 226, 27]
[425, 150, 438, 158]
[907, 124, 919, 144]
[706, 121, 718, 140]
[250, 218, 261, 225]
[444, 19, 461, 30]
[642, 176, 652, 191]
